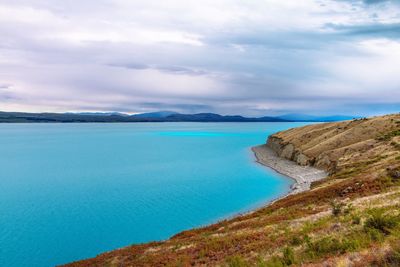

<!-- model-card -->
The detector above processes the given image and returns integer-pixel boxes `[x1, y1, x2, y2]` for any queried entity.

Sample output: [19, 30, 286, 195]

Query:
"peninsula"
[64, 113, 400, 266]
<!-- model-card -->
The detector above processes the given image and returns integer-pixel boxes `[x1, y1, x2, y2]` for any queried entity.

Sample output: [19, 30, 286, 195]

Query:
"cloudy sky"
[0, 0, 399, 116]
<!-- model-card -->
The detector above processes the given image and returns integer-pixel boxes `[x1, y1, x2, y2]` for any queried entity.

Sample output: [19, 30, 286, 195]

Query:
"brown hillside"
[268, 114, 400, 173]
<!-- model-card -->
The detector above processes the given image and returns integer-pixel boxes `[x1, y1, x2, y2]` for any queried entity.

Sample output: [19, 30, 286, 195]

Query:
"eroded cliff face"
[267, 136, 313, 167]
[266, 135, 332, 171]
[267, 114, 400, 174]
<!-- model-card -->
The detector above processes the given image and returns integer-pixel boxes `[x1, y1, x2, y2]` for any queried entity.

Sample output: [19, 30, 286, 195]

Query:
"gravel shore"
[252, 144, 327, 194]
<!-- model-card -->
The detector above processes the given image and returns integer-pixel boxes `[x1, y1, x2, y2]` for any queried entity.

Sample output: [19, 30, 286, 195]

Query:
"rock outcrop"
[266, 114, 400, 174]
[267, 136, 312, 167]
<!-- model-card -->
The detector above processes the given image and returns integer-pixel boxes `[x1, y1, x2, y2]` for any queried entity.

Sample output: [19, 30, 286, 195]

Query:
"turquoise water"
[0, 122, 307, 267]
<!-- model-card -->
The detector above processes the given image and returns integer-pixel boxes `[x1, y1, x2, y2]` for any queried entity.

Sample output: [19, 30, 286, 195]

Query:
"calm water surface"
[0, 122, 308, 266]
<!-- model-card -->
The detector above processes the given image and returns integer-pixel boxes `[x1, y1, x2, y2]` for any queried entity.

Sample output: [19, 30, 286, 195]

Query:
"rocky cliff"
[267, 114, 400, 174]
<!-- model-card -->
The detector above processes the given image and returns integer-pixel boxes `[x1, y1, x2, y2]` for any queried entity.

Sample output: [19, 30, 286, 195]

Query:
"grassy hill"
[63, 114, 400, 267]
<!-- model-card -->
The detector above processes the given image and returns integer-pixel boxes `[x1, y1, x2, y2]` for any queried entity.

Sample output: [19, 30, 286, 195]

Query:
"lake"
[0, 122, 307, 266]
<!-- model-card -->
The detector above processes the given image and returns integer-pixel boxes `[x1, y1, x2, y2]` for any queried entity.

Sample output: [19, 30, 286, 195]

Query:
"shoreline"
[220, 144, 328, 220]
[252, 144, 327, 194]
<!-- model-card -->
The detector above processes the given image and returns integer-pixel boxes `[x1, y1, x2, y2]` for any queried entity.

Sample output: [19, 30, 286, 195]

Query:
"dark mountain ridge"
[0, 111, 357, 123]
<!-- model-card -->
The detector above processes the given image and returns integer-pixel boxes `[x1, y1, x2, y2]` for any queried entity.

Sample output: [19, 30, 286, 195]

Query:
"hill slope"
[63, 114, 400, 267]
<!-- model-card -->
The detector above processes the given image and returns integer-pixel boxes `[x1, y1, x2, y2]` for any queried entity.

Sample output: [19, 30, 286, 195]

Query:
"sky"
[0, 0, 399, 116]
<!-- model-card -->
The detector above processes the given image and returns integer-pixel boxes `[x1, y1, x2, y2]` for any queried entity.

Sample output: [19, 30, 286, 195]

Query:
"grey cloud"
[210, 21, 400, 53]
[338, 0, 397, 6]
[206, 31, 335, 50]
[0, 84, 12, 89]
[0, 88, 17, 100]
[109, 63, 209, 76]
[325, 22, 400, 38]
[137, 102, 213, 113]
[364, 0, 386, 4]
[155, 65, 209, 76]
[108, 63, 148, 70]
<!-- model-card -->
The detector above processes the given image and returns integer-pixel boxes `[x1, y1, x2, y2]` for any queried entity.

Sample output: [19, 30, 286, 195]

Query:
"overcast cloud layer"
[0, 0, 399, 115]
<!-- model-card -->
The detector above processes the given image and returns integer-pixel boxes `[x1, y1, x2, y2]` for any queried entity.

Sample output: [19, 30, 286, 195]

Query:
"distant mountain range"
[0, 111, 360, 123]
[131, 111, 179, 118]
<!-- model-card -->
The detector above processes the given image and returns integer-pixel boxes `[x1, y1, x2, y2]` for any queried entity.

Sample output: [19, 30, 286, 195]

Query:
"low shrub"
[289, 236, 303, 246]
[305, 235, 362, 259]
[282, 247, 295, 266]
[264, 256, 285, 267]
[364, 209, 398, 235]
[391, 141, 400, 150]
[331, 201, 346, 216]
[365, 227, 384, 242]
[352, 215, 361, 225]
[306, 237, 344, 258]
[262, 247, 296, 267]
[225, 255, 249, 267]
[388, 166, 400, 180]
[377, 130, 400, 141]
[330, 201, 352, 217]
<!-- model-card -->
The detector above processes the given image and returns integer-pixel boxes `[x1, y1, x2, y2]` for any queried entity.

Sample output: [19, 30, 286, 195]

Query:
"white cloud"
[0, 0, 399, 115]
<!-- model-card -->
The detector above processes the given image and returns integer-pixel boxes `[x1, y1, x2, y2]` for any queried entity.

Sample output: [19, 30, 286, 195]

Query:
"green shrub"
[282, 247, 295, 265]
[306, 237, 342, 258]
[305, 235, 361, 259]
[364, 209, 398, 235]
[388, 166, 400, 180]
[225, 255, 249, 267]
[256, 256, 267, 267]
[303, 234, 311, 247]
[330, 200, 351, 216]
[330, 201, 345, 216]
[391, 142, 400, 150]
[263, 247, 296, 267]
[345, 232, 370, 249]
[352, 215, 361, 225]
[289, 236, 303, 246]
[264, 256, 285, 267]
[343, 203, 354, 215]
[377, 130, 400, 141]
[340, 237, 361, 251]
